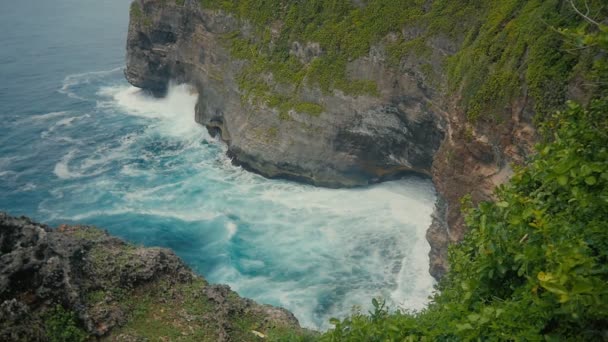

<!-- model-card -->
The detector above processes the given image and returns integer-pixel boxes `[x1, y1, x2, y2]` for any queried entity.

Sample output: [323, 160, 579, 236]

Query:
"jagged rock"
[0, 213, 308, 341]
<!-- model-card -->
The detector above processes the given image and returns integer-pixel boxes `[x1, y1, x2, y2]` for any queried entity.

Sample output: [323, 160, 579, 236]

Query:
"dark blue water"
[0, 0, 436, 329]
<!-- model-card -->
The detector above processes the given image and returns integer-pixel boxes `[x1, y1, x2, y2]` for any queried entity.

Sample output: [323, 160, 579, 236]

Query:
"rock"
[125, 0, 445, 189]
[426, 197, 450, 280]
[0, 299, 44, 341]
[124, 0, 546, 280]
[0, 213, 308, 341]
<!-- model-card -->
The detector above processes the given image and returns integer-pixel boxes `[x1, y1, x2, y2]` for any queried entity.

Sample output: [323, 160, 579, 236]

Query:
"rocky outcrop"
[124, 1, 541, 279]
[0, 213, 309, 341]
[126, 0, 445, 188]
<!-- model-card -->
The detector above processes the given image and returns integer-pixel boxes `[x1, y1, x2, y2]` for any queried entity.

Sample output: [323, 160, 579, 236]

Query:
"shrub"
[44, 305, 88, 342]
[322, 96, 608, 340]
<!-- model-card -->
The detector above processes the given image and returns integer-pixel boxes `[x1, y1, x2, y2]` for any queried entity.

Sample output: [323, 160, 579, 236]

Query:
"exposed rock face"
[125, 1, 538, 279]
[126, 0, 445, 188]
[0, 213, 306, 341]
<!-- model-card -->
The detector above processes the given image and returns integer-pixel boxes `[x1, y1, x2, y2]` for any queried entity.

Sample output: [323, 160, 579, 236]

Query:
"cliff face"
[126, 0, 454, 276]
[125, 0, 589, 279]
[0, 213, 310, 341]
[126, 1, 445, 188]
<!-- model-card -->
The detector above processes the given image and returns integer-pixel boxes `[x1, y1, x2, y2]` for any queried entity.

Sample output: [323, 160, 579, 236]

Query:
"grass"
[111, 278, 217, 341]
[130, 2, 142, 20]
[69, 226, 106, 240]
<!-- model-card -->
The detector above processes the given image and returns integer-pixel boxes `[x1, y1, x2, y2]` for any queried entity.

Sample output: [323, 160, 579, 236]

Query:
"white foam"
[0, 170, 16, 178]
[60, 67, 123, 100]
[18, 183, 37, 191]
[53, 150, 77, 179]
[41, 114, 90, 139]
[26, 111, 70, 122]
[53, 150, 108, 179]
[98, 84, 203, 140]
[226, 222, 238, 240]
[40, 78, 437, 331]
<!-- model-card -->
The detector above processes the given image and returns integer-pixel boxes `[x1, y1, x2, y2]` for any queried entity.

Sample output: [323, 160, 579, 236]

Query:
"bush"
[44, 305, 88, 342]
[322, 96, 608, 340]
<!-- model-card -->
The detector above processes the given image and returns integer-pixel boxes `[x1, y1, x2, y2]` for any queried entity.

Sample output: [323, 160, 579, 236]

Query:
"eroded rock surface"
[0, 213, 308, 341]
[126, 1, 445, 188]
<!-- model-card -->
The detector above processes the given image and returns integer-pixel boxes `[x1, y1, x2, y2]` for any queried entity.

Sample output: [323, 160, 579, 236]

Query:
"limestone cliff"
[126, 2, 444, 188]
[0, 213, 311, 341]
[125, 0, 596, 279]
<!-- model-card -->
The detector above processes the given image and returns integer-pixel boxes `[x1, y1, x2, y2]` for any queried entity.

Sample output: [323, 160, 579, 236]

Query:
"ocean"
[0, 0, 436, 329]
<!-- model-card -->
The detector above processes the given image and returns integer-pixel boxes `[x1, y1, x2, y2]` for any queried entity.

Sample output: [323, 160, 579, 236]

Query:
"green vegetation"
[44, 305, 88, 342]
[130, 2, 142, 19]
[113, 278, 217, 341]
[444, 0, 606, 122]
[86, 290, 106, 304]
[131, 1, 153, 28]
[320, 96, 608, 339]
[111, 277, 316, 341]
[199, 0, 605, 122]
[70, 226, 106, 240]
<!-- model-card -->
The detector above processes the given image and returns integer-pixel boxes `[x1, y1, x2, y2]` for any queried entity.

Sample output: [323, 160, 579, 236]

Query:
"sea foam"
[39, 79, 437, 330]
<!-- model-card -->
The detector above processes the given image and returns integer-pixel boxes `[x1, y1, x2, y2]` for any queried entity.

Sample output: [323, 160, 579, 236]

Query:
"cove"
[0, 70, 436, 329]
[0, 0, 437, 330]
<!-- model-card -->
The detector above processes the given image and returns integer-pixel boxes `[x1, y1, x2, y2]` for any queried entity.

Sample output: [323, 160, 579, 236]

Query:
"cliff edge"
[0, 213, 311, 341]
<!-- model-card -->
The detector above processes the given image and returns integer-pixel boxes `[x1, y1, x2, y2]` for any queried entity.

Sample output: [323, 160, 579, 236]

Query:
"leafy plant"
[44, 305, 88, 342]
[322, 96, 608, 340]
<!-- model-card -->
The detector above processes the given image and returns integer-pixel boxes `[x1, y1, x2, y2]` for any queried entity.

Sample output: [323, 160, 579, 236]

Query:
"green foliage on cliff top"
[130, 2, 142, 19]
[446, 0, 606, 121]
[44, 305, 88, 342]
[320, 94, 608, 340]
[200, 0, 606, 122]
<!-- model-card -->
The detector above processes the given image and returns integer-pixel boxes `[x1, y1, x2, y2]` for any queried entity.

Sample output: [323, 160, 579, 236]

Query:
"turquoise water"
[0, 0, 436, 329]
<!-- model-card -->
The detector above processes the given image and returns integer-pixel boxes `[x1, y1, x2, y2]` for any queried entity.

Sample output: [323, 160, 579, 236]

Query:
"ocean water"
[0, 0, 436, 329]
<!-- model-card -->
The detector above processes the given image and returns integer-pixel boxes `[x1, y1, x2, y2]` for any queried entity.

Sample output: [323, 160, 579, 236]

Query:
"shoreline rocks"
[0, 213, 309, 341]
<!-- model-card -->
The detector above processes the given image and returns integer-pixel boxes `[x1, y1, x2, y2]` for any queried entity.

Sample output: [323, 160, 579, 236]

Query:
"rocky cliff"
[125, 0, 597, 279]
[0, 213, 311, 341]
[126, 1, 445, 188]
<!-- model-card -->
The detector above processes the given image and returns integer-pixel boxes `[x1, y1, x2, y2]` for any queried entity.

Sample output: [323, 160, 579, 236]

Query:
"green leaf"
[456, 323, 474, 331]
[585, 176, 597, 185]
[540, 281, 568, 295]
[388, 324, 400, 332]
[496, 201, 509, 208]
[557, 175, 568, 186]
[572, 278, 594, 294]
